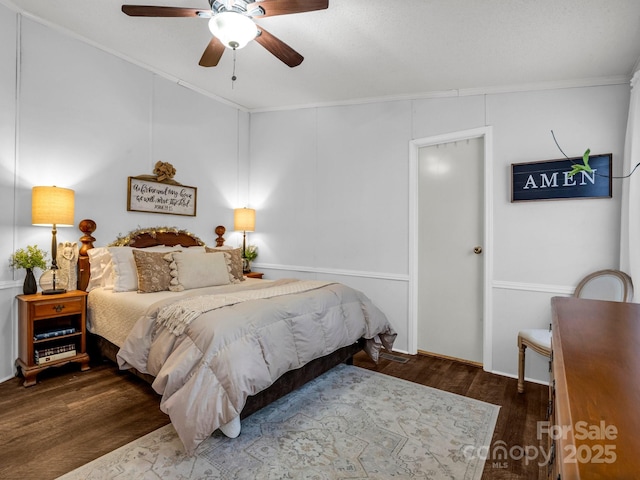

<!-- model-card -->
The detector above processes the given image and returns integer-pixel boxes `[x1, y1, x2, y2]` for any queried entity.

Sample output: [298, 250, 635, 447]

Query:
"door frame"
[408, 126, 494, 370]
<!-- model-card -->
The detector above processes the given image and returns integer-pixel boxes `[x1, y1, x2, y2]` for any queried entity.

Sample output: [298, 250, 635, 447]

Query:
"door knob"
[474, 246, 483, 255]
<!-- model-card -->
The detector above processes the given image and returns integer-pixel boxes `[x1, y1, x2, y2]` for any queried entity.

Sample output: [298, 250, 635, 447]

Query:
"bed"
[76, 219, 397, 454]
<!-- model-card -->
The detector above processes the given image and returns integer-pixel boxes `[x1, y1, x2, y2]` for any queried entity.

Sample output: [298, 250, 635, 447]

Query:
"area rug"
[57, 364, 499, 480]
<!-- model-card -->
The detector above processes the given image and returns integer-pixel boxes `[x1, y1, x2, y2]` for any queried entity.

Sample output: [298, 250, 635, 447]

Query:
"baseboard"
[0, 374, 14, 383]
[417, 349, 483, 368]
[491, 368, 550, 387]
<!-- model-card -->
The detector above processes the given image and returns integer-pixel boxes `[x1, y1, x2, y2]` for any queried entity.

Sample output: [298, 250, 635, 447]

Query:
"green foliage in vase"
[244, 245, 258, 262]
[9, 245, 48, 270]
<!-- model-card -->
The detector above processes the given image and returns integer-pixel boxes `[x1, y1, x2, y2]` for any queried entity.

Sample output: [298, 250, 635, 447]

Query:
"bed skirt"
[88, 333, 363, 419]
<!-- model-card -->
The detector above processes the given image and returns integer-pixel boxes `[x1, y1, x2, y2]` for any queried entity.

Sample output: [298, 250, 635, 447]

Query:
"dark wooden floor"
[0, 352, 548, 480]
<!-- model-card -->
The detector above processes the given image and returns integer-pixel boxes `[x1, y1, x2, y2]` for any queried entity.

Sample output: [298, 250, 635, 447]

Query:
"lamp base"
[41, 288, 67, 296]
[39, 268, 69, 295]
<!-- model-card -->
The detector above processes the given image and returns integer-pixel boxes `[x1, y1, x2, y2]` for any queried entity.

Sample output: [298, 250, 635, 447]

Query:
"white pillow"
[168, 251, 231, 292]
[86, 247, 114, 291]
[109, 246, 178, 292]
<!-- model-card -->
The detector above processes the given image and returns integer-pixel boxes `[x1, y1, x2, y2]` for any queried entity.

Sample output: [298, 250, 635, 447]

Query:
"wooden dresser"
[549, 296, 640, 479]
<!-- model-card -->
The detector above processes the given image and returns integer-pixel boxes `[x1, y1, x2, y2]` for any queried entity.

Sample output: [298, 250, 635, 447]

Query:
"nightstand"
[16, 290, 90, 387]
[245, 272, 264, 279]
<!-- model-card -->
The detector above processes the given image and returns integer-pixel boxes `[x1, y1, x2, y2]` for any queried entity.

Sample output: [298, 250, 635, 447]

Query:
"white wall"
[249, 102, 412, 356]
[0, 6, 249, 381]
[250, 86, 630, 384]
[0, 6, 18, 380]
[487, 87, 628, 379]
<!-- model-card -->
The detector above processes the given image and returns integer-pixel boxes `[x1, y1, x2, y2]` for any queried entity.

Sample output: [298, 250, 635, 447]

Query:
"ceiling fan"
[122, 0, 329, 68]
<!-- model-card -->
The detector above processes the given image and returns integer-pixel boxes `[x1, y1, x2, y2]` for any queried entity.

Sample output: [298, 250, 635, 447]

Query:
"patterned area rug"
[58, 365, 499, 480]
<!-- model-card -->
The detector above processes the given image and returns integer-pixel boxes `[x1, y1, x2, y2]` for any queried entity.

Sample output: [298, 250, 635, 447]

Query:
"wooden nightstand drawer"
[32, 297, 83, 319]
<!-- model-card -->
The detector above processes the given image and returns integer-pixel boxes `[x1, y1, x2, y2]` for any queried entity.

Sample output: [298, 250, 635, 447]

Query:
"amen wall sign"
[511, 153, 612, 202]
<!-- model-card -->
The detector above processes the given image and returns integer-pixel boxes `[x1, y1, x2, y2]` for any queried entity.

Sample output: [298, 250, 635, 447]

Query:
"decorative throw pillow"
[205, 246, 244, 282]
[168, 251, 231, 291]
[132, 249, 176, 293]
[175, 246, 207, 254]
[108, 246, 179, 292]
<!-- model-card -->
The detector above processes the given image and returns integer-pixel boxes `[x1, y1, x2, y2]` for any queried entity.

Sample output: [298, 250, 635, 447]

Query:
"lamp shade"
[32, 186, 75, 226]
[209, 12, 258, 49]
[234, 208, 255, 232]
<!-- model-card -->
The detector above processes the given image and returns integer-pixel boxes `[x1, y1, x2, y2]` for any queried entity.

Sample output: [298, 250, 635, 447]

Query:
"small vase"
[243, 258, 252, 273]
[23, 268, 37, 295]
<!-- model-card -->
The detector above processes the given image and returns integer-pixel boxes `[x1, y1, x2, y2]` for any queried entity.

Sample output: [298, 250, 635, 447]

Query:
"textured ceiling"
[4, 0, 640, 111]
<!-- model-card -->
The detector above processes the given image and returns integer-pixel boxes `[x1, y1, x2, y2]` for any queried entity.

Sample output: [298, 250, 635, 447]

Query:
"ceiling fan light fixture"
[208, 12, 257, 49]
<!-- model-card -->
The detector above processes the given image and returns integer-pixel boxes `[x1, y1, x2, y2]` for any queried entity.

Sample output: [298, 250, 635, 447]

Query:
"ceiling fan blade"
[122, 5, 211, 18]
[199, 37, 225, 67]
[255, 25, 304, 67]
[248, 0, 328, 18]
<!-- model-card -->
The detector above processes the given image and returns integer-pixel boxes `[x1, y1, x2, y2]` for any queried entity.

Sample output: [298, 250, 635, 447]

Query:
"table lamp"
[32, 186, 75, 295]
[234, 207, 255, 272]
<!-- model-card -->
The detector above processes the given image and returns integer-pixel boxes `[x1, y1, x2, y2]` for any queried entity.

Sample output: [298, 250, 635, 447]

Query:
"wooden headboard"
[76, 219, 227, 292]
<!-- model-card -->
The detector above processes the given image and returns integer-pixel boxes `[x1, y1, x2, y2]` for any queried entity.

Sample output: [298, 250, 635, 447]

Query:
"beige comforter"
[117, 279, 396, 454]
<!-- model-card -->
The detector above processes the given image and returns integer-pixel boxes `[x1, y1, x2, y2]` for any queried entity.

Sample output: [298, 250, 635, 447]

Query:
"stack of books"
[35, 343, 76, 365]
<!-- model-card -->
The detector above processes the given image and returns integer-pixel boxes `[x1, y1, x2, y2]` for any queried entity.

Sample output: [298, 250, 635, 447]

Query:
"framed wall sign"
[127, 177, 197, 216]
[511, 154, 612, 202]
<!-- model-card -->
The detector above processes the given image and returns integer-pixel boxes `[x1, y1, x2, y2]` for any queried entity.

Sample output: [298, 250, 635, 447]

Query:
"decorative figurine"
[57, 241, 79, 292]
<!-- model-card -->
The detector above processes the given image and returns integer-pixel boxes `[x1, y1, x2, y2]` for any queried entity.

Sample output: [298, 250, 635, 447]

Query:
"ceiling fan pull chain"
[231, 48, 238, 88]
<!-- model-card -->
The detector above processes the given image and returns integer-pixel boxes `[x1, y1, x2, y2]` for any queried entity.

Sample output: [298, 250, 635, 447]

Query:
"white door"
[417, 137, 484, 364]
